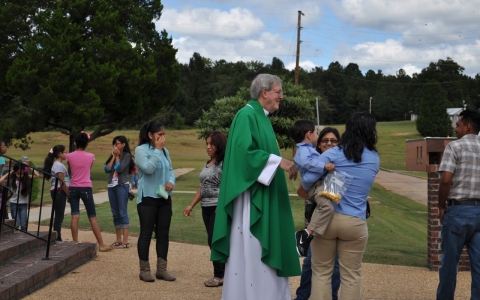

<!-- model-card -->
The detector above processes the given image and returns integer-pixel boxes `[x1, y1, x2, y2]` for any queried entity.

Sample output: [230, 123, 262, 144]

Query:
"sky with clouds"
[155, 0, 480, 77]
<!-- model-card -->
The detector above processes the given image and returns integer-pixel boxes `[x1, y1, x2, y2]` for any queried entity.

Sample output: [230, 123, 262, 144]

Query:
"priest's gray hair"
[250, 74, 282, 99]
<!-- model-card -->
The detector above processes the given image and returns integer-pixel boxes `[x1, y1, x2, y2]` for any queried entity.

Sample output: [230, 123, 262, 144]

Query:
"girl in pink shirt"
[66, 132, 112, 252]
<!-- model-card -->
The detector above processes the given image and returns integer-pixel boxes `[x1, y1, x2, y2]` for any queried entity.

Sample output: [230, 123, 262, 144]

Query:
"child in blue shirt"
[290, 120, 335, 257]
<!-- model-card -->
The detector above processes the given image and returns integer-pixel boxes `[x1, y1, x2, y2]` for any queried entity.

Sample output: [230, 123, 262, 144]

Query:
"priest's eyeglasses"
[271, 89, 283, 95]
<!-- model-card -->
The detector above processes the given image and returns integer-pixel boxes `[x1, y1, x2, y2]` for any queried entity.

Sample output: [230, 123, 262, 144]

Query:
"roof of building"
[447, 108, 463, 115]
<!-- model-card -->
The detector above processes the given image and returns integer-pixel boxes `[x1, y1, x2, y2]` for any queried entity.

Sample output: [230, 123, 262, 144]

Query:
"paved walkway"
[23, 168, 474, 299]
[375, 169, 428, 206]
[28, 168, 196, 222]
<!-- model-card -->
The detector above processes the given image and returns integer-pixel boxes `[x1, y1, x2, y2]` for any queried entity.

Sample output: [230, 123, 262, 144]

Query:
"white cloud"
[157, 7, 264, 38]
[334, 39, 480, 76]
[157, 0, 480, 76]
[285, 60, 316, 71]
[172, 32, 292, 65]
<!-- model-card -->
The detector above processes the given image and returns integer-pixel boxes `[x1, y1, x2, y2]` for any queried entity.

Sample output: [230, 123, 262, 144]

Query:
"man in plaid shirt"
[436, 109, 480, 300]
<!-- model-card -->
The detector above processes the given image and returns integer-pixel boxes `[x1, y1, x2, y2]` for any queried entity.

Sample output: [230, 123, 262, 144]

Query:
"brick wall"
[427, 164, 470, 271]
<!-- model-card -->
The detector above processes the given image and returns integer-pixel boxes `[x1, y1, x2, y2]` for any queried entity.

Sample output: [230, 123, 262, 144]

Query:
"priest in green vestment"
[211, 74, 301, 300]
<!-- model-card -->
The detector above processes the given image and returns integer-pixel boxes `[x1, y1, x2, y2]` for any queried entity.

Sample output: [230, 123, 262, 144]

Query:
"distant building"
[410, 107, 463, 128]
[406, 137, 456, 171]
[446, 108, 463, 128]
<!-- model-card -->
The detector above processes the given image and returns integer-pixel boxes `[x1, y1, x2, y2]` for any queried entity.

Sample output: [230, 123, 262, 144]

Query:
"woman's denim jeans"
[108, 184, 130, 229]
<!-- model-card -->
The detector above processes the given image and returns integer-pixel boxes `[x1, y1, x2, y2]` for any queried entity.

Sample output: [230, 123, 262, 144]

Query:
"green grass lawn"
[20, 122, 429, 267]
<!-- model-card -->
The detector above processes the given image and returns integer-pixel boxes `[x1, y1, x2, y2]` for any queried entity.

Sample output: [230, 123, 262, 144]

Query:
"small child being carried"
[290, 120, 336, 257]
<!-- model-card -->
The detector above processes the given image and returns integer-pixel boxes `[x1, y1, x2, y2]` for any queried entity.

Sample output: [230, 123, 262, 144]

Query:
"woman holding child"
[311, 112, 379, 299]
[291, 124, 341, 300]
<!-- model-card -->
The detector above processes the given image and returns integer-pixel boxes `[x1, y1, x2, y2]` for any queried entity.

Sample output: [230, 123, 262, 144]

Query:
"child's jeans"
[10, 202, 28, 231]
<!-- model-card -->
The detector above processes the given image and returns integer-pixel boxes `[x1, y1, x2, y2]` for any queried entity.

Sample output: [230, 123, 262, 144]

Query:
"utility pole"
[369, 97, 372, 114]
[295, 10, 304, 85]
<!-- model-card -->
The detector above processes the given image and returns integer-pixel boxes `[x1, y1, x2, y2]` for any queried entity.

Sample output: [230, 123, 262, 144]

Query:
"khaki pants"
[310, 212, 368, 300]
[306, 180, 334, 235]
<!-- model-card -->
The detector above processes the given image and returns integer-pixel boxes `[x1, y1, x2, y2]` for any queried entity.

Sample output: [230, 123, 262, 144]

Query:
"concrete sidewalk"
[28, 168, 429, 223]
[27, 168, 195, 222]
[374, 169, 428, 206]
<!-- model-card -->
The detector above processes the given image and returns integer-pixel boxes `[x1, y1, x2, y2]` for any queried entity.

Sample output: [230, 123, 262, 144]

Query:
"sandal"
[119, 243, 129, 249]
[204, 277, 223, 287]
[110, 242, 122, 248]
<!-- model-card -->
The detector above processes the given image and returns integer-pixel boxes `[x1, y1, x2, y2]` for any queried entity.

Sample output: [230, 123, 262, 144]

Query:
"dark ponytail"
[139, 120, 164, 146]
[43, 145, 66, 179]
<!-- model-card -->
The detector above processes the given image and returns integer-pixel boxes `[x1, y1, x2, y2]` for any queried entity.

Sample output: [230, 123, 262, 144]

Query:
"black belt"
[448, 199, 480, 206]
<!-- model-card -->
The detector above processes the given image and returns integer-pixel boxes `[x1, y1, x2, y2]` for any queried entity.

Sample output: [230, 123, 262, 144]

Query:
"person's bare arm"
[438, 171, 453, 224]
[56, 172, 69, 196]
[184, 188, 201, 217]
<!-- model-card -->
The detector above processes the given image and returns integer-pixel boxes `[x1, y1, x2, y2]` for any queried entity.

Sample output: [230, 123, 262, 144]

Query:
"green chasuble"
[211, 99, 301, 277]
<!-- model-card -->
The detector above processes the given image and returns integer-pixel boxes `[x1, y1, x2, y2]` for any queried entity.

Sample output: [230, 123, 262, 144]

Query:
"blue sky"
[155, 0, 480, 77]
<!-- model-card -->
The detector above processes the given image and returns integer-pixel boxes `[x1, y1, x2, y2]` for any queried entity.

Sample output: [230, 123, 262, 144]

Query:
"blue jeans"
[51, 189, 67, 241]
[437, 204, 480, 300]
[108, 184, 130, 229]
[295, 247, 341, 300]
[131, 174, 138, 189]
[68, 187, 97, 218]
[10, 202, 28, 231]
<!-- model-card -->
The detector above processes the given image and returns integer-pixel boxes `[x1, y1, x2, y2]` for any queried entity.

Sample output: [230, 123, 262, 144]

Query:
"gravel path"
[23, 228, 471, 300]
[23, 169, 473, 299]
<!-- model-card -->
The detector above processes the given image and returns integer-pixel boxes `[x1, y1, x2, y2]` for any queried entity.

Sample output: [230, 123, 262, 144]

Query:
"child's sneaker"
[295, 229, 313, 257]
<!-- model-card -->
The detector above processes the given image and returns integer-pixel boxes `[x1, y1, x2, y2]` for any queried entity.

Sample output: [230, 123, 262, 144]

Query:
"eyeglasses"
[320, 139, 338, 144]
[271, 89, 283, 95]
[114, 142, 123, 146]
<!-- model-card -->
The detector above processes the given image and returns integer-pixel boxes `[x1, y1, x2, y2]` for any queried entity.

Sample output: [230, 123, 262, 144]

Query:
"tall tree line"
[173, 54, 479, 126]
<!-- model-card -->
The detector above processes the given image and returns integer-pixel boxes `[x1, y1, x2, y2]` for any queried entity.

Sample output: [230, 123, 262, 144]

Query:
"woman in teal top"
[135, 120, 176, 283]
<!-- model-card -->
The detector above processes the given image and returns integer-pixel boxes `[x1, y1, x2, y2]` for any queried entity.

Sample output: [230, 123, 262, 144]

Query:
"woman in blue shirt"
[135, 120, 176, 283]
[310, 112, 379, 299]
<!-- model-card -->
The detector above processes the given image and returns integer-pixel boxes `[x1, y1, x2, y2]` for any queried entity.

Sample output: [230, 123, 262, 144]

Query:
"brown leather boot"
[139, 260, 155, 282]
[156, 257, 176, 281]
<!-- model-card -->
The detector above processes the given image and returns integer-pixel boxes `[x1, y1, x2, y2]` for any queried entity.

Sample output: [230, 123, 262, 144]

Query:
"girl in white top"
[42, 145, 70, 241]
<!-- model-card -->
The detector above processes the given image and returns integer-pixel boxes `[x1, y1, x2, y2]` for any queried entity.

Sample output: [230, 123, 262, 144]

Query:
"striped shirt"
[439, 134, 480, 200]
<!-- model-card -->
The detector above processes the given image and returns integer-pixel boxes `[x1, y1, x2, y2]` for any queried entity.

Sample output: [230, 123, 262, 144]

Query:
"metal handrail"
[0, 155, 65, 260]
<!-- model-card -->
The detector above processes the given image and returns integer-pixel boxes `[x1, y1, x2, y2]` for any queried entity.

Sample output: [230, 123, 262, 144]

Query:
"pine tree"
[416, 80, 453, 137]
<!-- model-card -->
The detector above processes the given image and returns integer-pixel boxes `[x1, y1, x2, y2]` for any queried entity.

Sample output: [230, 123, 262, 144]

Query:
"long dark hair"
[339, 112, 377, 163]
[105, 136, 134, 174]
[139, 120, 165, 146]
[74, 132, 89, 149]
[43, 145, 66, 180]
[9, 162, 31, 196]
[315, 127, 341, 154]
[206, 131, 227, 165]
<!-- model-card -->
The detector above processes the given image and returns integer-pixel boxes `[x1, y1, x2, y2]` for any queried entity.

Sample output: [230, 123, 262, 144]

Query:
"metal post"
[369, 97, 372, 114]
[316, 97, 320, 133]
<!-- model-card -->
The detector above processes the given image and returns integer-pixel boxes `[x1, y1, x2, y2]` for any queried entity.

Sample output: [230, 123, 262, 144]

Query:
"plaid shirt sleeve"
[439, 143, 456, 174]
